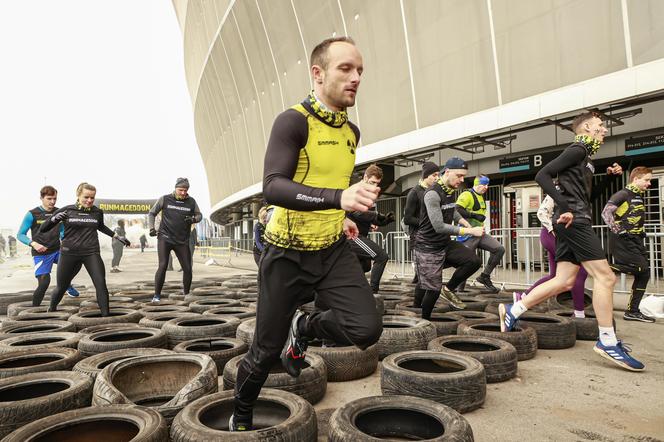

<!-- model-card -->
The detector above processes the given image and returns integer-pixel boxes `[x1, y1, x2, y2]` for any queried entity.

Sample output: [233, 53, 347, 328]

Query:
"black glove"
[385, 212, 395, 223]
[183, 215, 195, 224]
[52, 211, 68, 222]
[472, 213, 486, 222]
[149, 228, 157, 237]
[116, 235, 130, 247]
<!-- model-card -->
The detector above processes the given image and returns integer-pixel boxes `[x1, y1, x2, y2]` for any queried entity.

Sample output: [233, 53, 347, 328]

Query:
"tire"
[163, 316, 241, 348]
[518, 313, 576, 349]
[381, 350, 486, 413]
[77, 327, 168, 357]
[454, 311, 499, 327]
[191, 286, 239, 296]
[223, 353, 327, 405]
[112, 290, 156, 302]
[10, 305, 78, 319]
[457, 296, 488, 312]
[92, 353, 218, 424]
[73, 347, 174, 381]
[395, 301, 450, 316]
[203, 306, 256, 320]
[0, 332, 81, 353]
[78, 322, 142, 335]
[68, 308, 143, 331]
[6, 301, 48, 318]
[0, 347, 81, 379]
[188, 298, 242, 313]
[428, 313, 465, 337]
[458, 322, 537, 361]
[235, 318, 256, 346]
[550, 290, 593, 311]
[170, 388, 317, 441]
[428, 335, 518, 383]
[80, 296, 135, 306]
[173, 337, 247, 374]
[0, 292, 34, 315]
[550, 309, 600, 340]
[384, 308, 417, 317]
[139, 312, 200, 330]
[79, 302, 138, 311]
[380, 294, 412, 309]
[2, 404, 167, 442]
[0, 371, 93, 438]
[308, 340, 378, 381]
[377, 316, 437, 360]
[222, 280, 256, 289]
[0, 320, 75, 337]
[138, 305, 192, 318]
[329, 395, 473, 441]
[4, 311, 71, 325]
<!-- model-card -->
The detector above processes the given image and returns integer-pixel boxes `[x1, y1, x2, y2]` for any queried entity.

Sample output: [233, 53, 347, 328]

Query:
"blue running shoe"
[593, 340, 644, 372]
[499, 303, 518, 332]
[66, 286, 80, 298]
[152, 294, 161, 303]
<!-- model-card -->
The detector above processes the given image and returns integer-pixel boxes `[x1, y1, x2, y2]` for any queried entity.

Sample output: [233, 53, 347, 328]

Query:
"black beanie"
[175, 177, 190, 189]
[421, 161, 439, 178]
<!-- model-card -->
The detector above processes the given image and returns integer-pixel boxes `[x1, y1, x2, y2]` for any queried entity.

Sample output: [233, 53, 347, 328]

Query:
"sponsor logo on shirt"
[69, 218, 98, 224]
[318, 140, 339, 146]
[296, 194, 324, 204]
[166, 204, 191, 212]
[441, 203, 456, 210]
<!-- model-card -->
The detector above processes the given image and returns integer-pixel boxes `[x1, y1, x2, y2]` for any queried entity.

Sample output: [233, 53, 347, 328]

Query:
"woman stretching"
[513, 195, 588, 317]
[42, 182, 129, 316]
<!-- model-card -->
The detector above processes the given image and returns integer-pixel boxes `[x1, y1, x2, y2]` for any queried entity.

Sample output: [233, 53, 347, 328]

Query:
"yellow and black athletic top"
[263, 93, 360, 251]
[602, 184, 646, 236]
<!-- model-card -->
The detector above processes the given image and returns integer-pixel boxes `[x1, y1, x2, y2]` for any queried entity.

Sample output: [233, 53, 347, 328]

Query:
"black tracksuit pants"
[49, 253, 109, 315]
[155, 237, 192, 295]
[609, 233, 650, 313]
[233, 238, 382, 422]
[348, 235, 389, 292]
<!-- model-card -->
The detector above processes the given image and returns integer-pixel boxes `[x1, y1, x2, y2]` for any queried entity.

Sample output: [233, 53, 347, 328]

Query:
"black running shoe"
[476, 274, 499, 293]
[229, 414, 251, 431]
[281, 310, 309, 377]
[623, 311, 656, 323]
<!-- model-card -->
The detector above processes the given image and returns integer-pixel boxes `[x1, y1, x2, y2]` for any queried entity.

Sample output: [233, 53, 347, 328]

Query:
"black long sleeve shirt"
[41, 205, 114, 256]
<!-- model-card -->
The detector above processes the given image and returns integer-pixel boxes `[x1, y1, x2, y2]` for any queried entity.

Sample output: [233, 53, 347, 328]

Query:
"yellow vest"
[264, 104, 358, 251]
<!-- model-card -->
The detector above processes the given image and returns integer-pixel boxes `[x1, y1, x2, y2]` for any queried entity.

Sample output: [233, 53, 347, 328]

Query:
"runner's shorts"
[554, 219, 605, 264]
[33, 251, 60, 276]
[413, 248, 446, 291]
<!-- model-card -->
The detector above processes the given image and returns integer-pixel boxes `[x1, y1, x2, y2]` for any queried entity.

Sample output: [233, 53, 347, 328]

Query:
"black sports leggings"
[33, 274, 51, 306]
[49, 254, 109, 315]
[154, 237, 192, 295]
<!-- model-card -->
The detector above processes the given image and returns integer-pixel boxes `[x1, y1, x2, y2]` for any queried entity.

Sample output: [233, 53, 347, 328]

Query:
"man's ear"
[312, 65, 324, 84]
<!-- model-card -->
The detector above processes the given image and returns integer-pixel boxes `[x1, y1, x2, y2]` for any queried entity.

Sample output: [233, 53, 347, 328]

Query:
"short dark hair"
[40, 185, 57, 198]
[365, 164, 383, 180]
[630, 166, 652, 182]
[310, 36, 355, 69]
[571, 111, 602, 133]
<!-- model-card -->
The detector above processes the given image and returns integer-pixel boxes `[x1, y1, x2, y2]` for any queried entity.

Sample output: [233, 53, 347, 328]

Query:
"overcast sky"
[0, 0, 210, 231]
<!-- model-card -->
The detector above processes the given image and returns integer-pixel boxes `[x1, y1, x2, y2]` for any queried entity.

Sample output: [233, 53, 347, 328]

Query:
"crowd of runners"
[12, 36, 654, 432]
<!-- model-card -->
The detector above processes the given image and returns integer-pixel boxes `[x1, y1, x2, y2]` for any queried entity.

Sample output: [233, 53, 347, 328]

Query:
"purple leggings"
[526, 227, 588, 311]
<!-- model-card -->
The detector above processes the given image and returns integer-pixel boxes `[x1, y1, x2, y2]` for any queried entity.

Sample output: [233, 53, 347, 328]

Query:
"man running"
[231, 37, 382, 432]
[148, 178, 202, 302]
[347, 164, 395, 293]
[499, 111, 645, 371]
[455, 175, 505, 293]
[403, 161, 439, 306]
[602, 166, 655, 323]
[17, 185, 79, 306]
[414, 157, 483, 318]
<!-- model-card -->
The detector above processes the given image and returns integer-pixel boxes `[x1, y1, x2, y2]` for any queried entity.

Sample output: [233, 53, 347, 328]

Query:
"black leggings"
[111, 243, 124, 267]
[49, 254, 109, 315]
[155, 237, 192, 295]
[33, 274, 51, 306]
[610, 233, 650, 313]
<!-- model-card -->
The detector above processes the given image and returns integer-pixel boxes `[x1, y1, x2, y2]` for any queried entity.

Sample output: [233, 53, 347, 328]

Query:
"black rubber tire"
[235, 318, 256, 346]
[550, 309, 600, 340]
[0, 320, 76, 337]
[138, 312, 200, 329]
[78, 322, 142, 335]
[384, 308, 418, 317]
[455, 311, 499, 326]
[173, 337, 247, 374]
[77, 327, 168, 357]
[307, 340, 378, 381]
[377, 316, 437, 360]
[0, 332, 81, 353]
[192, 286, 240, 296]
[203, 306, 256, 320]
[0, 347, 81, 379]
[80, 296, 135, 307]
[518, 313, 576, 349]
[79, 302, 138, 311]
[170, 388, 317, 441]
[222, 280, 256, 289]
[380, 294, 412, 309]
[112, 290, 156, 302]
[328, 395, 473, 441]
[188, 298, 242, 313]
[10, 305, 78, 318]
[0, 292, 34, 315]
[68, 308, 143, 331]
[163, 316, 241, 348]
[223, 353, 327, 405]
[0, 371, 93, 438]
[457, 296, 489, 312]
[428, 313, 465, 337]
[92, 353, 218, 424]
[3, 311, 71, 325]
[550, 290, 593, 311]
[428, 335, 518, 383]
[458, 321, 537, 361]
[73, 347, 173, 381]
[381, 351, 486, 413]
[138, 305, 192, 318]
[395, 301, 450, 316]
[2, 404, 167, 442]
[6, 300, 50, 318]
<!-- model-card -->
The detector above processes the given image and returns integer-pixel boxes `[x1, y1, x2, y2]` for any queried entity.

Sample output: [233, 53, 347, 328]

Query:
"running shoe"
[499, 303, 518, 332]
[512, 291, 525, 303]
[476, 274, 500, 293]
[66, 286, 80, 298]
[280, 310, 309, 378]
[623, 311, 655, 323]
[440, 287, 466, 310]
[151, 294, 161, 303]
[228, 414, 251, 432]
[593, 340, 645, 371]
[110, 268, 119, 273]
